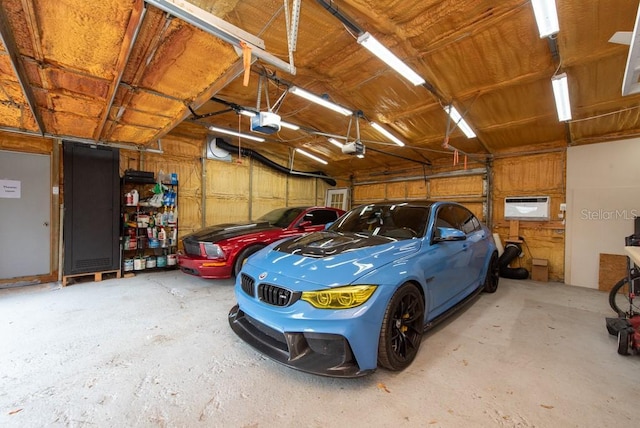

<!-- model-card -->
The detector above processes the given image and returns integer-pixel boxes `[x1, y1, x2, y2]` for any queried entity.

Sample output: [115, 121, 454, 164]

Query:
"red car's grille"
[240, 274, 255, 297]
[183, 240, 202, 256]
[258, 283, 300, 307]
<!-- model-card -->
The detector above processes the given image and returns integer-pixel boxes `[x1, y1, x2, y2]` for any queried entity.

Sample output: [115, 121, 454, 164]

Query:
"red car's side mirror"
[298, 220, 312, 229]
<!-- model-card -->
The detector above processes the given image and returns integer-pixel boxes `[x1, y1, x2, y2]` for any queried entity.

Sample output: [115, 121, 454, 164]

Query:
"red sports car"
[178, 206, 345, 279]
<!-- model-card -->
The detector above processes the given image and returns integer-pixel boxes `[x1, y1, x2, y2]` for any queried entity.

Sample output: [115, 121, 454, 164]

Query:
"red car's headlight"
[201, 242, 225, 259]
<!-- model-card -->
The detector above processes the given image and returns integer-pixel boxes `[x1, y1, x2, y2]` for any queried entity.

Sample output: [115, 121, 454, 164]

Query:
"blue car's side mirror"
[433, 227, 467, 243]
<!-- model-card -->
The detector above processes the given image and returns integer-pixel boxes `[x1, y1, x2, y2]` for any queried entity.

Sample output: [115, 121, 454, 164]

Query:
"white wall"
[566, 138, 640, 288]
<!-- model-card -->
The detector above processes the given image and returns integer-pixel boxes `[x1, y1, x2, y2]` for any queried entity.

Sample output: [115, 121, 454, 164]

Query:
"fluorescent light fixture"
[289, 86, 353, 116]
[208, 125, 265, 142]
[280, 121, 300, 130]
[531, 0, 559, 38]
[551, 72, 572, 121]
[444, 105, 476, 138]
[370, 122, 405, 146]
[328, 138, 344, 148]
[296, 148, 328, 165]
[357, 32, 425, 86]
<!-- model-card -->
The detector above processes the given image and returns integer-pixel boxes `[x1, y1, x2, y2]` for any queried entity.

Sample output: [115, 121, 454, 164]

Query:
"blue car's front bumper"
[227, 259, 399, 377]
[228, 304, 374, 377]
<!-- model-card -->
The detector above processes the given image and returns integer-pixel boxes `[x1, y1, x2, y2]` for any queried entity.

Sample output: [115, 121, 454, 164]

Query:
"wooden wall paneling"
[430, 175, 484, 198]
[206, 158, 250, 225]
[406, 180, 428, 199]
[386, 182, 407, 200]
[353, 183, 386, 204]
[250, 162, 287, 218]
[0, 131, 54, 154]
[492, 152, 566, 281]
[288, 175, 317, 207]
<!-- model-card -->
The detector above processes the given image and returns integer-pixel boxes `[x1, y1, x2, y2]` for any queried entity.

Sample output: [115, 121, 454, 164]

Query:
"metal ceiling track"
[145, 0, 296, 75]
[0, 2, 46, 135]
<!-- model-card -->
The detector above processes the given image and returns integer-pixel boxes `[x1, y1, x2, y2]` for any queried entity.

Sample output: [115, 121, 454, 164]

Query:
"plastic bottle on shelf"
[158, 227, 166, 241]
[168, 206, 175, 225]
[162, 207, 168, 226]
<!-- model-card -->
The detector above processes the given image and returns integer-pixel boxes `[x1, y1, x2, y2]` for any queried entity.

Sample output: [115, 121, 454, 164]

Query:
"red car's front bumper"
[177, 253, 233, 279]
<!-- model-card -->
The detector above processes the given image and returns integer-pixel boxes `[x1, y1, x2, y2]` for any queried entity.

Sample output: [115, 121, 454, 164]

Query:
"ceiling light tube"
[444, 105, 476, 138]
[551, 72, 572, 121]
[357, 32, 425, 86]
[209, 126, 265, 142]
[370, 122, 405, 146]
[296, 148, 328, 165]
[280, 121, 300, 130]
[531, 0, 559, 38]
[289, 86, 353, 116]
[328, 138, 344, 148]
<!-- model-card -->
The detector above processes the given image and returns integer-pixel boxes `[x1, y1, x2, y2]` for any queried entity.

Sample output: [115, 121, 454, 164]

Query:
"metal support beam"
[0, 3, 46, 135]
[145, 0, 295, 74]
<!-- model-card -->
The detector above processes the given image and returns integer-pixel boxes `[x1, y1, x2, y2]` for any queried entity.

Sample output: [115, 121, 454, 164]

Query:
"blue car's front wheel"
[377, 283, 425, 371]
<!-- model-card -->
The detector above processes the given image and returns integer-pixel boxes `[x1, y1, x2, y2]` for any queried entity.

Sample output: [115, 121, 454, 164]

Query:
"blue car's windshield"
[257, 207, 304, 228]
[328, 204, 430, 239]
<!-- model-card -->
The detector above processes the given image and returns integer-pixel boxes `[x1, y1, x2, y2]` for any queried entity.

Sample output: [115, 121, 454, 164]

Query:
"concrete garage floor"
[1, 272, 639, 427]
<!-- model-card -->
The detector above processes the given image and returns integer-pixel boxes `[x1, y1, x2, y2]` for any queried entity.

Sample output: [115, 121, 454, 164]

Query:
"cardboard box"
[532, 258, 549, 282]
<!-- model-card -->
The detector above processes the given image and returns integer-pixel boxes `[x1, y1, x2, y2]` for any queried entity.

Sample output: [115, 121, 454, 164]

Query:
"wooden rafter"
[95, 0, 147, 141]
[0, 1, 45, 134]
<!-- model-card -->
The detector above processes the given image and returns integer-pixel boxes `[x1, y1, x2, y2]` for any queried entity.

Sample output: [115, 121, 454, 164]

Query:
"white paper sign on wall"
[0, 179, 21, 198]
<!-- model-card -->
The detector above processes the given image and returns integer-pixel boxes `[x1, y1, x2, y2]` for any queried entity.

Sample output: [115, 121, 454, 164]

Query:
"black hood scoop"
[275, 231, 392, 258]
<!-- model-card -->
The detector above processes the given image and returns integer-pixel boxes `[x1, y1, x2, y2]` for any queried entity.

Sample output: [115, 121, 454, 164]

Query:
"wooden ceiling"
[1, 0, 639, 179]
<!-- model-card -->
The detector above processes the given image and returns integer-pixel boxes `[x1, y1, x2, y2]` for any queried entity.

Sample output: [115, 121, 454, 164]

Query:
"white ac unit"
[504, 196, 550, 220]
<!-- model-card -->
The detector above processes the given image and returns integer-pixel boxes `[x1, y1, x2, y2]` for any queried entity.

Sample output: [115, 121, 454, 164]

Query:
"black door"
[63, 142, 120, 275]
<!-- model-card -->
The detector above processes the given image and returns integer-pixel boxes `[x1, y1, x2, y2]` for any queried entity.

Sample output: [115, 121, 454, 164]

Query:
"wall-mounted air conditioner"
[504, 196, 550, 220]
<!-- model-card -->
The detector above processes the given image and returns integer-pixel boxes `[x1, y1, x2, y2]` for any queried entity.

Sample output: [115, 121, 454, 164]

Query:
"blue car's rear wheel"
[377, 283, 425, 371]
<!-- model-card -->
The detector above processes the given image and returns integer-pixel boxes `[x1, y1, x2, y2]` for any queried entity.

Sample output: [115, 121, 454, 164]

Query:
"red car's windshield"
[256, 207, 305, 228]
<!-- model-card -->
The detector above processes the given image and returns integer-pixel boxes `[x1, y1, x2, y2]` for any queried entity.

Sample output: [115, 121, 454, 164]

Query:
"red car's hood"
[184, 221, 277, 243]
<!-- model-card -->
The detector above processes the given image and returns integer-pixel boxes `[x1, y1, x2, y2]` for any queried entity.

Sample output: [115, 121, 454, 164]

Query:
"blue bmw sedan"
[228, 201, 499, 377]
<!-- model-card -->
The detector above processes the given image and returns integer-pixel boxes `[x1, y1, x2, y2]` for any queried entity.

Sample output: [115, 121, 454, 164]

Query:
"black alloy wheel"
[483, 252, 500, 293]
[378, 283, 425, 371]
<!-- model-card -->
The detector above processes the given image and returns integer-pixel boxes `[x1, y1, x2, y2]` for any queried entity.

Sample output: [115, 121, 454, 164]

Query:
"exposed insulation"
[492, 152, 566, 281]
[251, 162, 287, 200]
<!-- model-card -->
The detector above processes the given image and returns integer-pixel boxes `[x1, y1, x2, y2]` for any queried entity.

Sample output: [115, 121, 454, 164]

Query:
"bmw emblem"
[258, 272, 268, 280]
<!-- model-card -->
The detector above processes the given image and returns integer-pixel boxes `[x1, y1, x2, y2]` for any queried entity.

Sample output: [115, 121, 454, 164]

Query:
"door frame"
[0, 145, 60, 287]
[325, 187, 350, 211]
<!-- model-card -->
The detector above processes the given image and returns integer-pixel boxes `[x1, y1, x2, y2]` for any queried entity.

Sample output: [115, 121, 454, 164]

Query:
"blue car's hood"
[249, 231, 421, 285]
